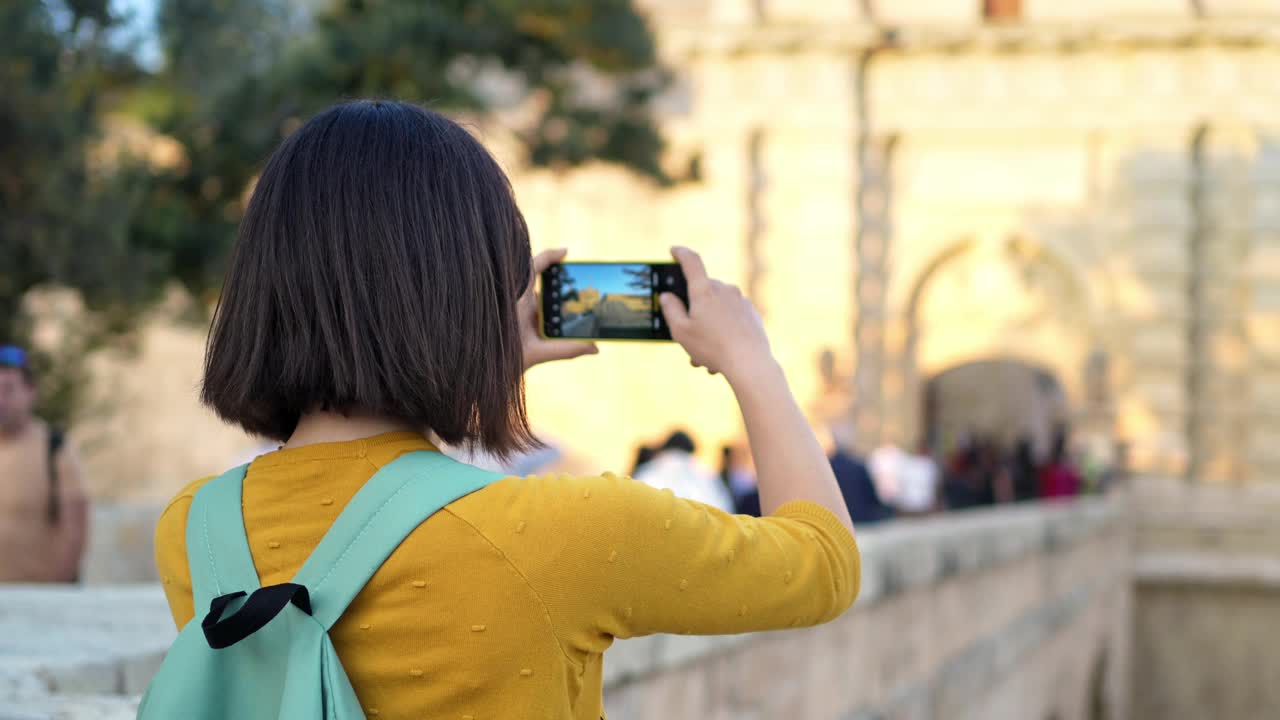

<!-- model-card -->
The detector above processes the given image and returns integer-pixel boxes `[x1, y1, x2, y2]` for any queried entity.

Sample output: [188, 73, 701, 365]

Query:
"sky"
[559, 263, 651, 298]
[111, 0, 161, 69]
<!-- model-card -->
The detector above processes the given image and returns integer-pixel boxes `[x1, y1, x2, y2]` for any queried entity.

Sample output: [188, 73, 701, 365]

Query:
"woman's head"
[202, 100, 533, 454]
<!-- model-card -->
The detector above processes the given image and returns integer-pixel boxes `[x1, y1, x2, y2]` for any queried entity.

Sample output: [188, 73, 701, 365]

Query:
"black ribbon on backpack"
[202, 583, 313, 649]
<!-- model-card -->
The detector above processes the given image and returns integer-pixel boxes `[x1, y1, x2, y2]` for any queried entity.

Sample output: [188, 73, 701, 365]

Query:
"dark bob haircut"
[202, 100, 534, 454]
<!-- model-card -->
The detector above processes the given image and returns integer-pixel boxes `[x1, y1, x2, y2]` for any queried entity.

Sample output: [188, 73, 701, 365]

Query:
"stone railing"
[1, 494, 1130, 720]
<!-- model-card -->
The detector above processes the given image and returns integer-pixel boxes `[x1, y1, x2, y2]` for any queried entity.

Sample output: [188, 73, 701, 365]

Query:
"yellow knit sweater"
[155, 432, 860, 719]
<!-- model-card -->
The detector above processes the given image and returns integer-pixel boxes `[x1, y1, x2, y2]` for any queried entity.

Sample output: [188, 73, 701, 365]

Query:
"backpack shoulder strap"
[292, 451, 504, 630]
[185, 464, 261, 614]
[46, 426, 64, 525]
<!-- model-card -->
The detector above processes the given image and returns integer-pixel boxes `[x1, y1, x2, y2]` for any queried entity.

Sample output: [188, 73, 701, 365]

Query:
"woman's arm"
[515, 243, 853, 534]
[54, 445, 89, 582]
[658, 247, 854, 535]
[457, 473, 859, 651]
[729, 361, 854, 529]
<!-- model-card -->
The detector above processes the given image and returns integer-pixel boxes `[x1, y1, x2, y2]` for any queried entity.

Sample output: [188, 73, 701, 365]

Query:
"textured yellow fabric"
[155, 432, 860, 720]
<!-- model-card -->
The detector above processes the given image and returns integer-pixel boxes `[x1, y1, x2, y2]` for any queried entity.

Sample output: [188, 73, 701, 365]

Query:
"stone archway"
[923, 359, 1068, 459]
[885, 234, 1110, 451]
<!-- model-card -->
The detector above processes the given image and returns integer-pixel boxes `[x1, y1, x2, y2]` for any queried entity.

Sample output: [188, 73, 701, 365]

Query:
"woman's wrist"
[723, 353, 786, 394]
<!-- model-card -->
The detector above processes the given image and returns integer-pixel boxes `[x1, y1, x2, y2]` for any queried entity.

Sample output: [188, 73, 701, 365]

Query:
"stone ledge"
[858, 494, 1122, 604]
[1135, 553, 1280, 588]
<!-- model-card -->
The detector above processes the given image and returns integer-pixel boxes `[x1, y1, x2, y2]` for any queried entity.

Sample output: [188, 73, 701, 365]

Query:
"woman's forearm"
[655, 245, 853, 534]
[727, 359, 854, 534]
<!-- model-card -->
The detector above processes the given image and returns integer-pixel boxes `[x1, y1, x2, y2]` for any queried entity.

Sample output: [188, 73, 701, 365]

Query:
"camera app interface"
[544, 263, 679, 340]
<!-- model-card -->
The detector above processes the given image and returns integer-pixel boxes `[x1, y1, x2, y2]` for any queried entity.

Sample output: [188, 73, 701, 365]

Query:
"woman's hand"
[520, 248, 599, 371]
[658, 246, 774, 384]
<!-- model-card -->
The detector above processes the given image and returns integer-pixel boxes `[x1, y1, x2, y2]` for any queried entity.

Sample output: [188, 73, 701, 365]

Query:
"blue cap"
[0, 345, 29, 370]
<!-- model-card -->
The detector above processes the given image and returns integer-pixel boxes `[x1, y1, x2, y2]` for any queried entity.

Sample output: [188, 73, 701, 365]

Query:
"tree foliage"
[139, 0, 669, 299]
[0, 0, 667, 424]
[1, 0, 146, 338]
[0, 0, 152, 423]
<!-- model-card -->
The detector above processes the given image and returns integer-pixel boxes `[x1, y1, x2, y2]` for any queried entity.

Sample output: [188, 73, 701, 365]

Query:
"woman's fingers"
[670, 246, 709, 291]
[520, 248, 603, 370]
[658, 292, 690, 330]
[529, 340, 599, 367]
[550, 340, 599, 360]
[532, 248, 568, 275]
[523, 248, 568, 297]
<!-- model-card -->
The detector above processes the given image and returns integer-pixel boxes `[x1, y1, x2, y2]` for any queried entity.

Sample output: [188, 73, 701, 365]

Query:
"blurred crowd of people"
[627, 425, 1113, 524]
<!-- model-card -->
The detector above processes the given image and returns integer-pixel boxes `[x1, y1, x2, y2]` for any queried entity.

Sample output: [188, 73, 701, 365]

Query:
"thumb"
[559, 341, 600, 360]
[659, 292, 689, 328]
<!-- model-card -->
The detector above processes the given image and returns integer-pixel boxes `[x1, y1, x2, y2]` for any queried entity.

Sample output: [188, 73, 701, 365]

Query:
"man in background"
[868, 439, 906, 509]
[894, 441, 941, 515]
[825, 421, 894, 524]
[0, 346, 88, 582]
[719, 442, 760, 516]
[635, 430, 734, 512]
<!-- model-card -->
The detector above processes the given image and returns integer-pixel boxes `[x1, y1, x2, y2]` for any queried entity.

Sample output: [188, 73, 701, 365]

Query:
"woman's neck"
[285, 411, 420, 450]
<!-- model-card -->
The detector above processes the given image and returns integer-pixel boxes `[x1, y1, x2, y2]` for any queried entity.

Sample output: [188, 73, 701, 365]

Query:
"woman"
[155, 100, 858, 719]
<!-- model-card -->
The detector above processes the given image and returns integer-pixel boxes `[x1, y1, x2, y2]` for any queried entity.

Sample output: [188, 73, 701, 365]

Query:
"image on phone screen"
[541, 262, 687, 341]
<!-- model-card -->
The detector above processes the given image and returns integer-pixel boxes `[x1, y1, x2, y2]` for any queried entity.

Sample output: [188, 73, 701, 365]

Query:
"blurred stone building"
[517, 0, 1280, 486]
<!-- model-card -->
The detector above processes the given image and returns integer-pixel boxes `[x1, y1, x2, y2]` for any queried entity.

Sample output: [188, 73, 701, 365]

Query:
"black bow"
[202, 583, 312, 649]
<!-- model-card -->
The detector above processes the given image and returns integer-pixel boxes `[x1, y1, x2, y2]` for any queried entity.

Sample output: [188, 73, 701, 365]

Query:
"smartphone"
[541, 262, 688, 341]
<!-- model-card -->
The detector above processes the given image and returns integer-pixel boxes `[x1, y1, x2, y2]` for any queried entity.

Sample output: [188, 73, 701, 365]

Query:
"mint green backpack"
[138, 451, 502, 719]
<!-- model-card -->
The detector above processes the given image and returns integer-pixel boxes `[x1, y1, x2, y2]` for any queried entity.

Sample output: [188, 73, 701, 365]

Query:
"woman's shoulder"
[156, 475, 218, 534]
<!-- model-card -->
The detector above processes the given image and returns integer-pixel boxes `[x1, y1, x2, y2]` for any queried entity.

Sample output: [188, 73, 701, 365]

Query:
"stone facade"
[627, 7, 1280, 484]
[0, 495, 1130, 720]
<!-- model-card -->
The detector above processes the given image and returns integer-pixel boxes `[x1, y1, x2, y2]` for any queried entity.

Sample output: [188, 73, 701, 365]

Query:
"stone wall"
[1131, 476, 1280, 720]
[1, 495, 1130, 720]
[80, 503, 164, 584]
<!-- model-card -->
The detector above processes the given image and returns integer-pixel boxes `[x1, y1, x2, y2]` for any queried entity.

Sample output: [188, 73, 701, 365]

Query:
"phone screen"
[541, 262, 687, 341]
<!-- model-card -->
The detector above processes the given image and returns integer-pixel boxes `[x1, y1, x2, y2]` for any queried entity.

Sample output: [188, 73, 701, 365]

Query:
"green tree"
[1, 0, 669, 424]
[0, 0, 158, 424]
[140, 0, 670, 300]
[624, 265, 651, 293]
